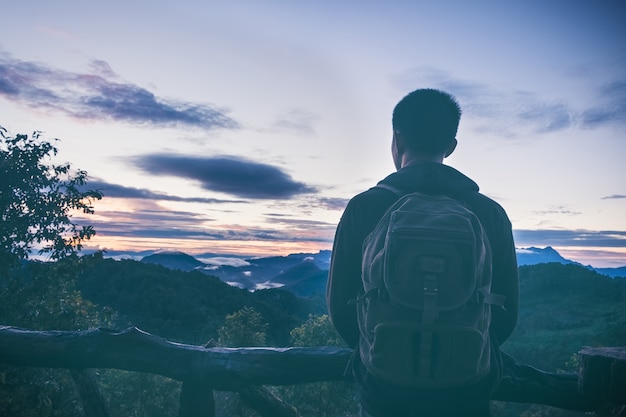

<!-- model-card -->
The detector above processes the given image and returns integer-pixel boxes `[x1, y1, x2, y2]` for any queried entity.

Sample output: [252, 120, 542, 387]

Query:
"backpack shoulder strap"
[373, 183, 403, 198]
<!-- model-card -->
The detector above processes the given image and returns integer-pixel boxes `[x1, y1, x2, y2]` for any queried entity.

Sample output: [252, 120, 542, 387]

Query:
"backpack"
[356, 184, 505, 388]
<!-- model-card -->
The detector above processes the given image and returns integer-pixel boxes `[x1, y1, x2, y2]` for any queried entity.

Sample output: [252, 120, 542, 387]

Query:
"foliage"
[0, 366, 84, 417]
[496, 263, 626, 417]
[95, 370, 181, 417]
[289, 313, 346, 347]
[213, 307, 268, 416]
[0, 126, 179, 416]
[279, 314, 357, 417]
[503, 263, 626, 371]
[0, 256, 106, 330]
[0, 256, 108, 416]
[75, 255, 318, 345]
[2, 258, 625, 416]
[0, 127, 102, 271]
[217, 306, 268, 347]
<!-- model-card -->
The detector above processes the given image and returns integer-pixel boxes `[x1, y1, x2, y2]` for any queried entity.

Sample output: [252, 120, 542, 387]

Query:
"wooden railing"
[1, 326, 624, 417]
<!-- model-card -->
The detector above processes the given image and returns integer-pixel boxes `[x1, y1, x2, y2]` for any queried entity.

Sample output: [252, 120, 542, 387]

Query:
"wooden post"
[179, 380, 215, 417]
[579, 346, 626, 406]
[69, 369, 110, 417]
[238, 386, 299, 417]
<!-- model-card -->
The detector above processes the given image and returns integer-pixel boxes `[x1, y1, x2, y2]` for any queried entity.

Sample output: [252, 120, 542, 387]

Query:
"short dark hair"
[392, 89, 462, 155]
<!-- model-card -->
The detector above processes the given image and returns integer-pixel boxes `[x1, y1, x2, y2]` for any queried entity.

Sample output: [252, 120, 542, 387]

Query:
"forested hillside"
[1, 256, 625, 416]
[503, 263, 626, 371]
[75, 253, 325, 346]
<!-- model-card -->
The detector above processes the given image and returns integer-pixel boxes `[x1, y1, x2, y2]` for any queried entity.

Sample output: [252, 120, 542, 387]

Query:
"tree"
[0, 257, 109, 417]
[215, 307, 270, 416]
[0, 126, 102, 272]
[217, 306, 268, 347]
[289, 314, 345, 347]
[0, 126, 105, 416]
[280, 314, 357, 417]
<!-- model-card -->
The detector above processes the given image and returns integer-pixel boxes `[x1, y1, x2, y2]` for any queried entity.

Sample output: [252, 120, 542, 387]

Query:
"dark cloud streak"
[513, 229, 626, 248]
[132, 154, 316, 199]
[84, 180, 246, 204]
[0, 53, 238, 129]
[86, 218, 331, 243]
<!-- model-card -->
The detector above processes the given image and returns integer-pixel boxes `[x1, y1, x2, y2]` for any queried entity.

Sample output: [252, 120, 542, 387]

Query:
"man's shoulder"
[461, 192, 513, 238]
[340, 186, 398, 226]
[466, 192, 510, 218]
[350, 185, 395, 202]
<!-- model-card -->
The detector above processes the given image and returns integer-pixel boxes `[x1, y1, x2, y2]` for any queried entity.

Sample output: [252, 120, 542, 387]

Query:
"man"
[326, 88, 519, 417]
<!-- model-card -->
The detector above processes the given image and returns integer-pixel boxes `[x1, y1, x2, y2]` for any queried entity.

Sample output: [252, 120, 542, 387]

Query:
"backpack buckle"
[422, 274, 439, 324]
[423, 274, 438, 296]
[348, 287, 389, 305]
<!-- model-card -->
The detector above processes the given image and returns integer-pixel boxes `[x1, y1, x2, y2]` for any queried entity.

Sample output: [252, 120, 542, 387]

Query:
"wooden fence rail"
[1, 326, 623, 416]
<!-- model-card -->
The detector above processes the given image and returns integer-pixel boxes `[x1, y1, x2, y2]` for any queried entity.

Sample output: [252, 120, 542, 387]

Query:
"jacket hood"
[378, 162, 479, 195]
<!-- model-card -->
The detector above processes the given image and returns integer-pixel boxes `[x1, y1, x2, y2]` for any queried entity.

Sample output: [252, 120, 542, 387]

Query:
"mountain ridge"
[130, 246, 625, 296]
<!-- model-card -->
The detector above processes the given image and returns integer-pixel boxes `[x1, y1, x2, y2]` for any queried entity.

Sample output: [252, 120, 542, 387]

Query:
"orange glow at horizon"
[554, 246, 626, 269]
[84, 235, 332, 258]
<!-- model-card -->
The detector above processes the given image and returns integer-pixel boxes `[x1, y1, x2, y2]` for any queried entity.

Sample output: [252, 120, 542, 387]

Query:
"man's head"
[391, 89, 461, 168]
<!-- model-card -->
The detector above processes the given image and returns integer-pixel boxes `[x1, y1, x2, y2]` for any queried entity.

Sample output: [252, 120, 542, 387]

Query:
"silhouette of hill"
[270, 260, 328, 297]
[5, 250, 624, 417]
[503, 262, 626, 371]
[141, 251, 204, 271]
[75, 255, 626, 369]
[134, 247, 624, 298]
[76, 256, 323, 345]
[138, 250, 332, 292]
[272, 260, 322, 285]
[282, 270, 328, 298]
[517, 247, 626, 278]
[516, 246, 578, 266]
[595, 266, 626, 278]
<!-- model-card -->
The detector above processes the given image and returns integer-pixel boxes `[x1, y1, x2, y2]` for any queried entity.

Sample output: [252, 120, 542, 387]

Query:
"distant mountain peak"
[129, 246, 623, 297]
[141, 251, 205, 271]
[153, 250, 188, 255]
[516, 246, 579, 267]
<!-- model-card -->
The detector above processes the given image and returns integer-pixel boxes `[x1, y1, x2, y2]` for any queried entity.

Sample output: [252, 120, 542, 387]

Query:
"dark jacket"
[326, 162, 519, 415]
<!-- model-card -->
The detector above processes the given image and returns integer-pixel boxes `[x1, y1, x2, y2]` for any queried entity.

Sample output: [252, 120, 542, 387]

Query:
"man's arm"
[490, 217, 519, 344]
[326, 206, 363, 348]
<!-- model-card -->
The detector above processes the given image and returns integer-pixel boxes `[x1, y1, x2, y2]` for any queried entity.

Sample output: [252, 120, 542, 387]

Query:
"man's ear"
[393, 130, 406, 154]
[444, 138, 457, 158]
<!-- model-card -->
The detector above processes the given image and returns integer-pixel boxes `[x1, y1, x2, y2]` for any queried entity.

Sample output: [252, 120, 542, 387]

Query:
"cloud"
[0, 53, 238, 129]
[89, 216, 330, 243]
[75, 201, 222, 239]
[76, 194, 335, 246]
[391, 67, 625, 136]
[198, 257, 251, 267]
[75, 201, 223, 240]
[95, 208, 211, 228]
[580, 79, 626, 128]
[602, 194, 626, 199]
[513, 229, 626, 248]
[131, 154, 316, 199]
[85, 179, 246, 204]
[314, 196, 350, 211]
[271, 108, 319, 136]
[532, 206, 581, 216]
[264, 215, 334, 226]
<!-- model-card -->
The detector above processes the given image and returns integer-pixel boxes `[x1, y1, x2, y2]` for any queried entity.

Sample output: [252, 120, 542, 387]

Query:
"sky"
[1, 0, 625, 268]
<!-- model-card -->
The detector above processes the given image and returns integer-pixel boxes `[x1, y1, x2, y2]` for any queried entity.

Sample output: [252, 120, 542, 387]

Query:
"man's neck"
[400, 152, 444, 168]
